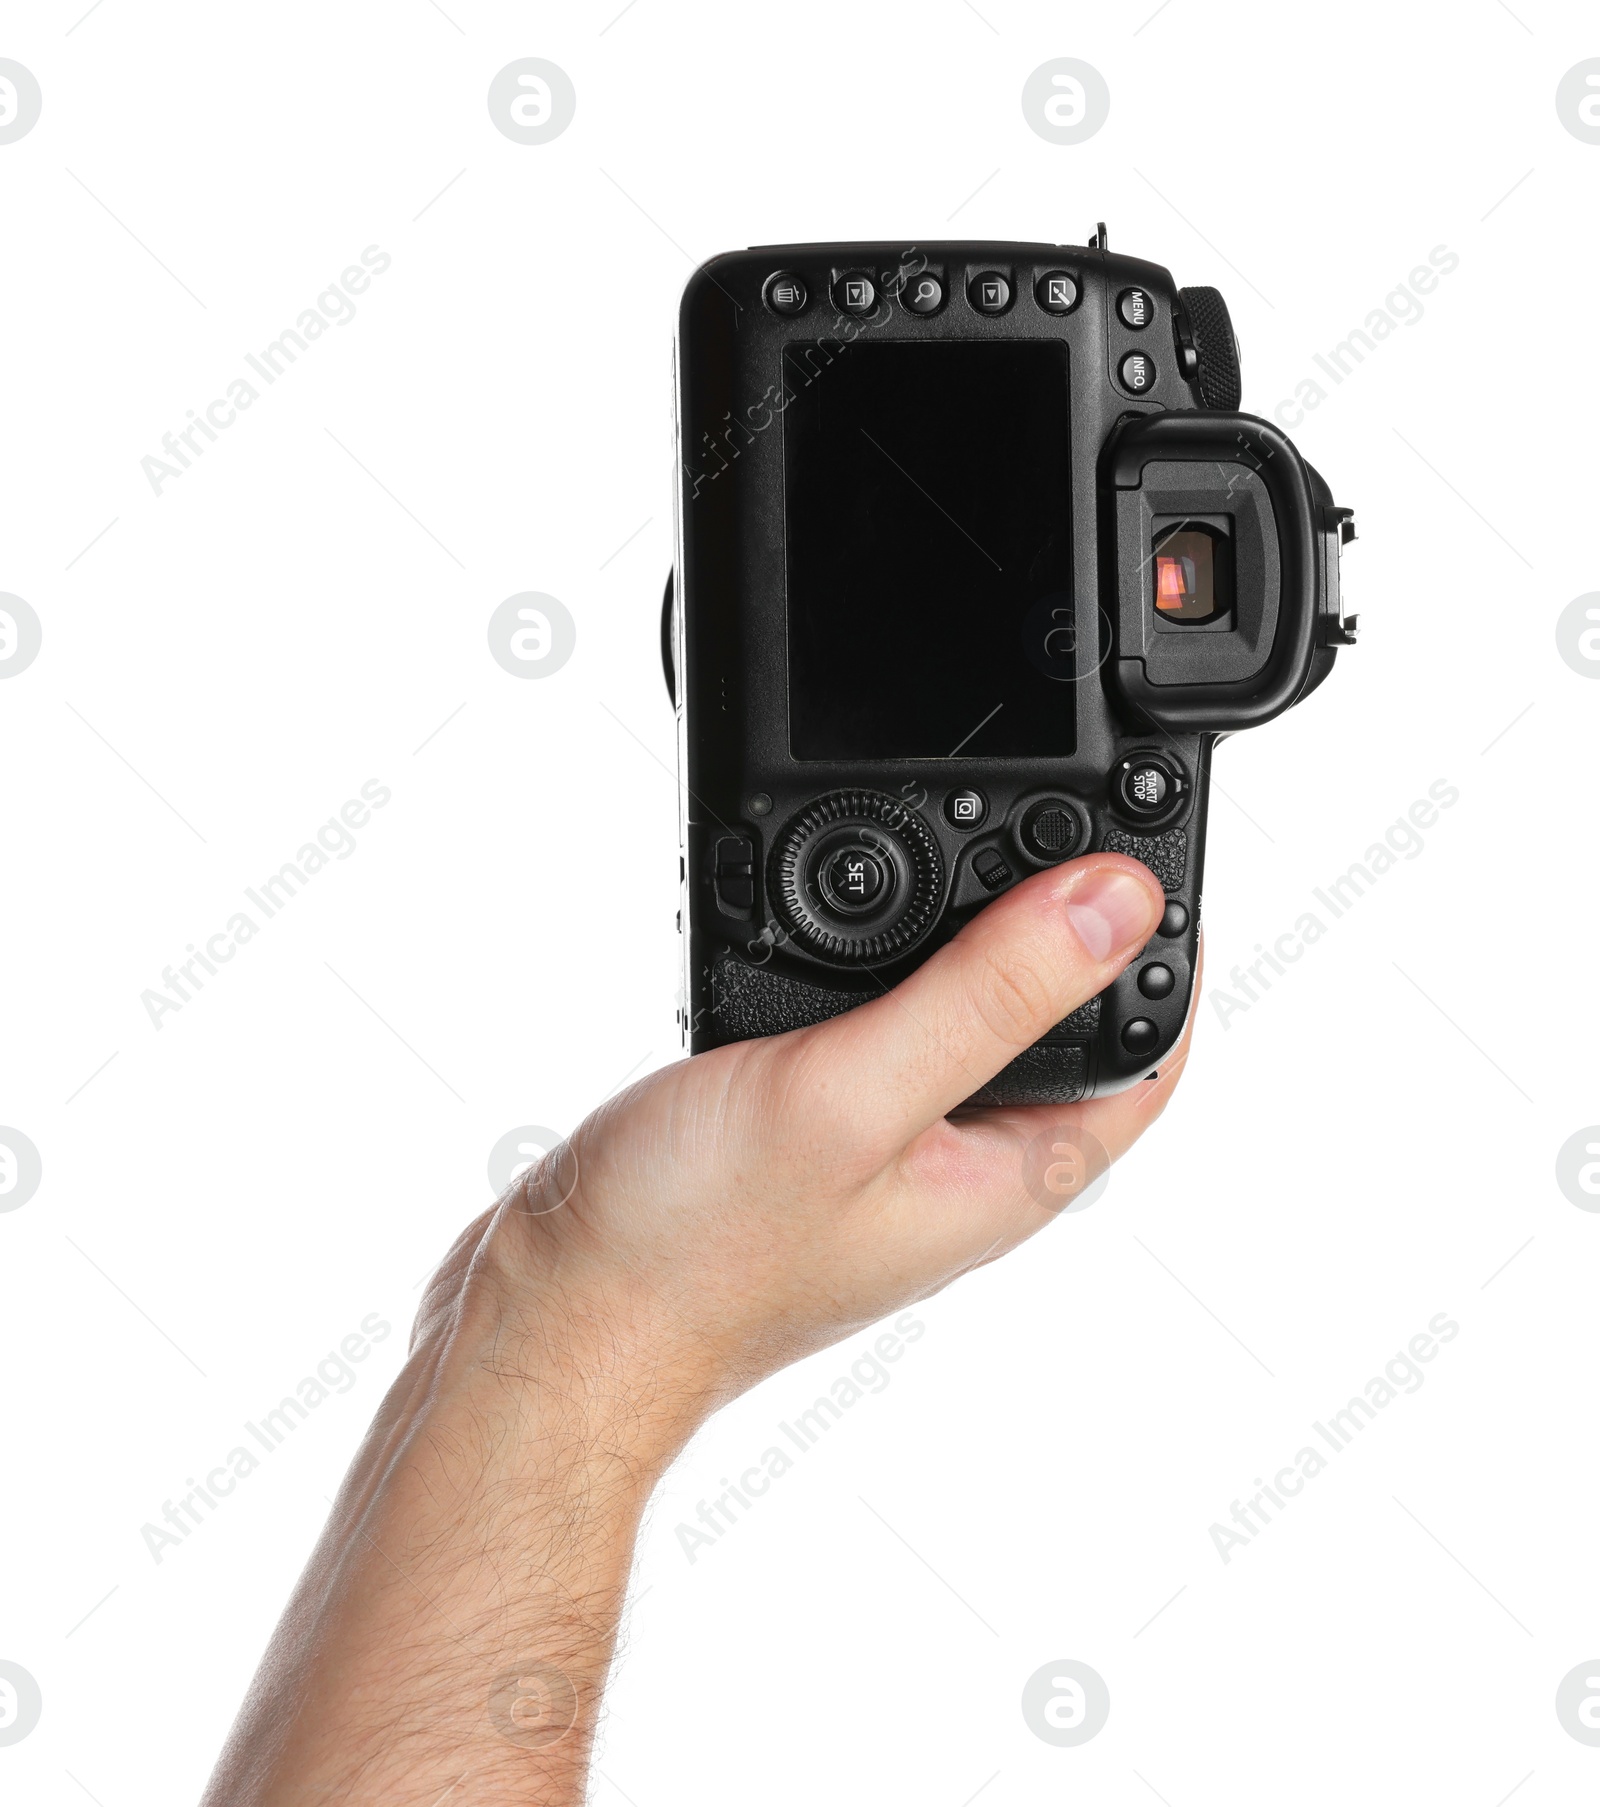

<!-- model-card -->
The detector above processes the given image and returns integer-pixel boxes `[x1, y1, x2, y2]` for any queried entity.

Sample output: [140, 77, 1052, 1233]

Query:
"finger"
[874, 932, 1206, 1274]
[794, 853, 1165, 1147]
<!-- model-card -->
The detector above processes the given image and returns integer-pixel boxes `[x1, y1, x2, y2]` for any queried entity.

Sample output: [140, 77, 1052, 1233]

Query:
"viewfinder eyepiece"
[1153, 523, 1232, 624]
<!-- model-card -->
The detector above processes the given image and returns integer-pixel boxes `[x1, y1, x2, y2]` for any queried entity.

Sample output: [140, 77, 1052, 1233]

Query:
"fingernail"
[1065, 870, 1158, 962]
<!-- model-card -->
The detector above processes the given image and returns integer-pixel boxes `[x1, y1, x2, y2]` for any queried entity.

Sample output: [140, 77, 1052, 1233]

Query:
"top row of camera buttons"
[762, 270, 1155, 323]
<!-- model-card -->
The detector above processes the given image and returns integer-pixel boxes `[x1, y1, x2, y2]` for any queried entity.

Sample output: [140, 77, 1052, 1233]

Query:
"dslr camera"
[664, 232, 1355, 1104]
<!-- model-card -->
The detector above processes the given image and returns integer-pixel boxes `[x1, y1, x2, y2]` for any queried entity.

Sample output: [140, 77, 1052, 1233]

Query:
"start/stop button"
[1111, 752, 1187, 824]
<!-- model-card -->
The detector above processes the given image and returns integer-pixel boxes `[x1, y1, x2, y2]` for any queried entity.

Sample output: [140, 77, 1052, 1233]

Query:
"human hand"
[203, 849, 1195, 1807]
[480, 849, 1192, 1454]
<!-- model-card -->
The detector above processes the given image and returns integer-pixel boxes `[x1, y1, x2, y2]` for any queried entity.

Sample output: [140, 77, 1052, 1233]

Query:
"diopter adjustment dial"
[769, 790, 944, 963]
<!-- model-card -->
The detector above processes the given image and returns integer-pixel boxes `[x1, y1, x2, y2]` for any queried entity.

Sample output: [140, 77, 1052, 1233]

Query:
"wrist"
[455, 1203, 712, 1486]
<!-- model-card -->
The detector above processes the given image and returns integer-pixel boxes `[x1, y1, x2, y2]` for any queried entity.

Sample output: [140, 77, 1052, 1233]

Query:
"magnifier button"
[904, 275, 945, 315]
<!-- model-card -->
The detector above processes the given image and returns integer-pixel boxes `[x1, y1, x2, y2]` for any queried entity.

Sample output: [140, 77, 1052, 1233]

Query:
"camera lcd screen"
[783, 339, 1074, 761]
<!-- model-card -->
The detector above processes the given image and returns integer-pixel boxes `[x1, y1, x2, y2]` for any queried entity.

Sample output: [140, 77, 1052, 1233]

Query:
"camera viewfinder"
[1152, 523, 1232, 624]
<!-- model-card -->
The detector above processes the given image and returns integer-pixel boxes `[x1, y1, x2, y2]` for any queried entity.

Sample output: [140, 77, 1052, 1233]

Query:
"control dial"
[770, 790, 944, 963]
[1177, 285, 1242, 410]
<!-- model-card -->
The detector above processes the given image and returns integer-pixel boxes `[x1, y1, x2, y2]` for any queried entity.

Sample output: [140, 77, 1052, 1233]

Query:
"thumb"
[801, 854, 1165, 1144]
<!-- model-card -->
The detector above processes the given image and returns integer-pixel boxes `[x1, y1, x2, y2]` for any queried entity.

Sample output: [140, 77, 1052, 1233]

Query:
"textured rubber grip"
[964, 1042, 1089, 1108]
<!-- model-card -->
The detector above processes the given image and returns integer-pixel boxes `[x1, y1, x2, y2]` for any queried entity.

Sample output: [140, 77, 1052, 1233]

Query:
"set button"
[824, 845, 890, 912]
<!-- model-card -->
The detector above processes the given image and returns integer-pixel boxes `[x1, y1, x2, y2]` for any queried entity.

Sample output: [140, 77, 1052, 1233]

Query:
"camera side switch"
[714, 836, 755, 914]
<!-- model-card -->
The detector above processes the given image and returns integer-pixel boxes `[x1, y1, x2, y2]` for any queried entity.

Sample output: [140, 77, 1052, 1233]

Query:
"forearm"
[201, 1243, 686, 1806]
[203, 858, 1180, 1801]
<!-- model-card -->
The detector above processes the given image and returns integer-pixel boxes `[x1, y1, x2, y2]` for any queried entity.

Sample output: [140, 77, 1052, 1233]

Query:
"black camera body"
[666, 236, 1355, 1104]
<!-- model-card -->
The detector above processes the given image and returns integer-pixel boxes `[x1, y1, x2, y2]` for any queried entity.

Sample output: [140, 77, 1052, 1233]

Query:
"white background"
[3, 2, 1598, 1802]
